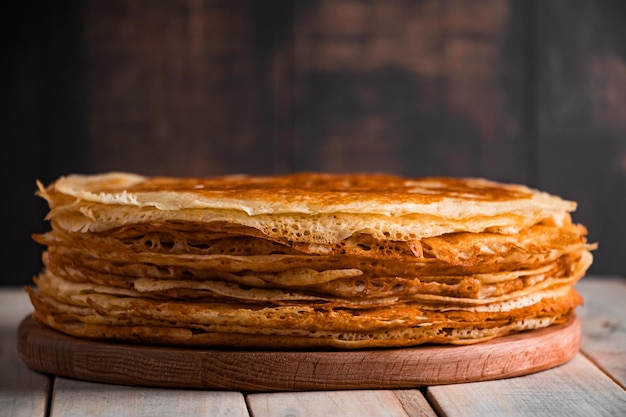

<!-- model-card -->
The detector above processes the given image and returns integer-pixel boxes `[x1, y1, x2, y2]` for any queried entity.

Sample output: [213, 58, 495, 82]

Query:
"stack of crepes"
[27, 172, 596, 349]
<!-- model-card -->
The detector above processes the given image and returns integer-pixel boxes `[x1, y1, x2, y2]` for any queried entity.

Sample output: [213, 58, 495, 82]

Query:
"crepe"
[27, 172, 596, 349]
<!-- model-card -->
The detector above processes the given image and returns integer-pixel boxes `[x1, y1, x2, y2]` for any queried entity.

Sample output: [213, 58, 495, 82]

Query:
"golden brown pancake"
[26, 172, 596, 349]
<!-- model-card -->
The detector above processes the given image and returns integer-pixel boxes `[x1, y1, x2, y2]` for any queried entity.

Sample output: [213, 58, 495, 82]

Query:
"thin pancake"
[38, 172, 576, 244]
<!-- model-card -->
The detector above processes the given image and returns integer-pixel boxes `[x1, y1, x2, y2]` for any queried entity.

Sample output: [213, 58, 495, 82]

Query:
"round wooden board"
[18, 316, 581, 391]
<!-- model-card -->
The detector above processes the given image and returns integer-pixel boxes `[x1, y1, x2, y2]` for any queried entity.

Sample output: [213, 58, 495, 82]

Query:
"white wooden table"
[2, 277, 625, 417]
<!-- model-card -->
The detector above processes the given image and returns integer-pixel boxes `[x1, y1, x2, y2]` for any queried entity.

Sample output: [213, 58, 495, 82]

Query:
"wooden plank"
[427, 354, 626, 417]
[0, 289, 50, 417]
[576, 277, 626, 388]
[246, 390, 437, 417]
[0, 288, 34, 329]
[49, 378, 249, 417]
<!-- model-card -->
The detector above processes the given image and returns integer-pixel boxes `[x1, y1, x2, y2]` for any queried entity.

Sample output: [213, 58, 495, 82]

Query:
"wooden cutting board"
[17, 315, 581, 391]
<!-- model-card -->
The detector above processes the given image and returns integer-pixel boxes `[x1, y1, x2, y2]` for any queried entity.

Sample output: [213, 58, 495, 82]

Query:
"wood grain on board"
[18, 315, 580, 392]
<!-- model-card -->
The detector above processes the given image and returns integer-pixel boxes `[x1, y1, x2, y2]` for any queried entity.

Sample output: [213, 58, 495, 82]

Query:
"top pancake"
[39, 172, 577, 245]
[47, 172, 574, 217]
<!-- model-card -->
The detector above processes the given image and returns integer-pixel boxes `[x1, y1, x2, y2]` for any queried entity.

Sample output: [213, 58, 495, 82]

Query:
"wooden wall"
[4, 0, 626, 285]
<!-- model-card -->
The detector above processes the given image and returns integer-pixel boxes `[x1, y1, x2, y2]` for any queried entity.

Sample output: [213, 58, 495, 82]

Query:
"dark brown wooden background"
[4, 0, 626, 285]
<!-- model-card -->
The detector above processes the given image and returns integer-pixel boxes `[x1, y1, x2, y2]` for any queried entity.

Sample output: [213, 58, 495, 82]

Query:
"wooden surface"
[1, 276, 626, 416]
[49, 378, 250, 417]
[576, 278, 626, 389]
[17, 315, 580, 392]
[6, 0, 626, 287]
[0, 288, 50, 417]
[427, 354, 626, 417]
